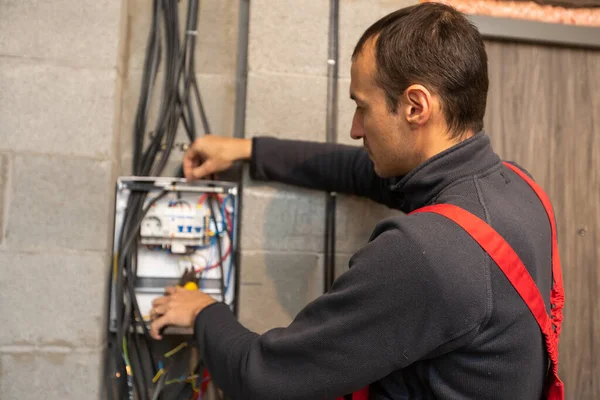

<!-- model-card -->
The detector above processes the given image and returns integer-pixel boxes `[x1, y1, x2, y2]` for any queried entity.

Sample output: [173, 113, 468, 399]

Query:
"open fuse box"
[109, 177, 239, 334]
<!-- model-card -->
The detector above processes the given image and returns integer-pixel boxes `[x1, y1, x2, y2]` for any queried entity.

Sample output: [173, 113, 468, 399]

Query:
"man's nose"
[350, 113, 363, 140]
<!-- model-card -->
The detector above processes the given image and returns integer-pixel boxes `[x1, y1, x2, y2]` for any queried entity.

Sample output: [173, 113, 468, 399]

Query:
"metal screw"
[578, 227, 587, 237]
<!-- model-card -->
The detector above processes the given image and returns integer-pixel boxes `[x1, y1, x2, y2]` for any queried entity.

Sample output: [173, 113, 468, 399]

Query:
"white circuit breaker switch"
[170, 242, 187, 254]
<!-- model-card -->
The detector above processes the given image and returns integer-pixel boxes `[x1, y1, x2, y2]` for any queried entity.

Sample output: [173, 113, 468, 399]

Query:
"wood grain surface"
[483, 40, 600, 399]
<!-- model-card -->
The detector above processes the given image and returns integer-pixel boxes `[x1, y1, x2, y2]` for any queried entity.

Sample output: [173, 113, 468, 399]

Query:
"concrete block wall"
[0, 0, 416, 397]
[239, 0, 415, 333]
[0, 0, 124, 398]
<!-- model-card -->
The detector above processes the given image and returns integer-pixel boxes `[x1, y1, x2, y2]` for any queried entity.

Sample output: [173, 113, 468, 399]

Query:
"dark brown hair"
[353, 3, 488, 137]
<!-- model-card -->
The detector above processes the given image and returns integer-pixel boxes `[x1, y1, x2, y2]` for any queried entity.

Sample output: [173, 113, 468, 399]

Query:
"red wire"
[201, 369, 211, 395]
[197, 194, 208, 206]
[194, 194, 232, 273]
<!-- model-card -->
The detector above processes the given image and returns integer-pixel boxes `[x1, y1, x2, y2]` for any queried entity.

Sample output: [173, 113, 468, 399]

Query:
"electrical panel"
[109, 177, 239, 334]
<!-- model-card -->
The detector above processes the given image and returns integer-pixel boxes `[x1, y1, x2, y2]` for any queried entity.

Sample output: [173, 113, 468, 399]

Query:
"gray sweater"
[194, 132, 553, 399]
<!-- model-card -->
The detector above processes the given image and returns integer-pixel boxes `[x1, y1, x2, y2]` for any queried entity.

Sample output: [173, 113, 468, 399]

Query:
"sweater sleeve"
[194, 213, 489, 400]
[249, 137, 398, 208]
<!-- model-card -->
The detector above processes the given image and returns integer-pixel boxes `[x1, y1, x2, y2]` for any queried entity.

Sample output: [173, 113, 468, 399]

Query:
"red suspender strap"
[410, 162, 564, 399]
[336, 386, 368, 400]
[352, 387, 369, 400]
[341, 162, 564, 400]
[502, 162, 565, 337]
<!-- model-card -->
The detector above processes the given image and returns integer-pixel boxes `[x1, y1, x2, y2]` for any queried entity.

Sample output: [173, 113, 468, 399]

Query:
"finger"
[183, 145, 202, 180]
[191, 160, 215, 180]
[183, 156, 197, 181]
[150, 314, 172, 340]
[152, 296, 168, 307]
[164, 286, 179, 295]
[152, 304, 168, 316]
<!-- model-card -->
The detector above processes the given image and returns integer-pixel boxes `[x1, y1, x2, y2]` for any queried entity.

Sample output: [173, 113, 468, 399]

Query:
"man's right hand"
[183, 136, 252, 181]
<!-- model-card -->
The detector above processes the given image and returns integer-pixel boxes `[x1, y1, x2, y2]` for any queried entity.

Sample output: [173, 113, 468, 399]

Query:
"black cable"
[130, 329, 150, 400]
[149, 0, 187, 176]
[133, 0, 162, 175]
[113, 191, 167, 398]
[192, 78, 210, 135]
[113, 194, 144, 397]
[132, 330, 152, 400]
[324, 0, 339, 293]
[103, 223, 118, 400]
[152, 372, 167, 400]
[110, 2, 236, 399]
[179, 0, 199, 143]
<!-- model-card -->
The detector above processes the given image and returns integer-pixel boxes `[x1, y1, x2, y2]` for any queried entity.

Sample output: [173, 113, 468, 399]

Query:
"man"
[149, 3, 562, 399]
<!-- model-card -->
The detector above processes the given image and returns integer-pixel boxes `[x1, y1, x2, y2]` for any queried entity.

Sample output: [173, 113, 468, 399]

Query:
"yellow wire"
[164, 342, 188, 358]
[122, 338, 133, 376]
[152, 369, 164, 383]
[163, 374, 200, 387]
[190, 376, 200, 392]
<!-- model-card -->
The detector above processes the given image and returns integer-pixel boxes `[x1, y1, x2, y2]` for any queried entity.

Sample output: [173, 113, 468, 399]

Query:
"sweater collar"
[389, 132, 501, 213]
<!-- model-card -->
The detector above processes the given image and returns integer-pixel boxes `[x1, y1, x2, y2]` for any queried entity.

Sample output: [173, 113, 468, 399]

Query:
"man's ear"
[402, 84, 433, 127]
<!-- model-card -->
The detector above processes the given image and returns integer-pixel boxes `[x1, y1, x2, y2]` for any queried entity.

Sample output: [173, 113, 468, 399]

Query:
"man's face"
[349, 40, 416, 178]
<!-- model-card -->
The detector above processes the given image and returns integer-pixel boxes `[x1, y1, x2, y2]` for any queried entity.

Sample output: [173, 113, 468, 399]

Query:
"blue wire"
[223, 195, 235, 298]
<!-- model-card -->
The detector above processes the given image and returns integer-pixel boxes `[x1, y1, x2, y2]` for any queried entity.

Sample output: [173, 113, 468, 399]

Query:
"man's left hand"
[149, 286, 216, 339]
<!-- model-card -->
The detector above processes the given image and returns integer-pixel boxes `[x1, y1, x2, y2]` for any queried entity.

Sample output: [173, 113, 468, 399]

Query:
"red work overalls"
[341, 162, 565, 400]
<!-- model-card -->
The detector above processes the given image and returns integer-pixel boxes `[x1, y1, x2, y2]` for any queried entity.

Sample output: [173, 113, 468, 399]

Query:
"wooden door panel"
[483, 40, 600, 399]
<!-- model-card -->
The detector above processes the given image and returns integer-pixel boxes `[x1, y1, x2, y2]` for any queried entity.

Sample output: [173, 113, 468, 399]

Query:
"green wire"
[122, 337, 133, 376]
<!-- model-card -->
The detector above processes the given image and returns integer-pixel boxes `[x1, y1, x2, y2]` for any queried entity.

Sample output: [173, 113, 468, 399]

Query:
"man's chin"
[373, 163, 388, 178]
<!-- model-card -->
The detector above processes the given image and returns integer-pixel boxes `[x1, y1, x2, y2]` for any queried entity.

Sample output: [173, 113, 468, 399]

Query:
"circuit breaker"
[109, 177, 239, 334]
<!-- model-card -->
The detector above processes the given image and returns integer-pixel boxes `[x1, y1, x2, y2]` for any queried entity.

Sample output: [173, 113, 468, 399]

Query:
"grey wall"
[0, 0, 123, 398]
[3, 1, 597, 399]
[0, 0, 415, 398]
[238, 0, 415, 333]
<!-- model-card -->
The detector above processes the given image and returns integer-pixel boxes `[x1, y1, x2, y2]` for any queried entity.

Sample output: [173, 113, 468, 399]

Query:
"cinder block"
[126, 0, 238, 75]
[0, 154, 8, 245]
[119, 70, 235, 167]
[245, 73, 327, 141]
[237, 251, 322, 333]
[6, 155, 112, 251]
[0, 348, 102, 399]
[0, 59, 116, 158]
[335, 194, 402, 254]
[194, 73, 237, 137]
[0, 0, 120, 68]
[240, 184, 325, 253]
[0, 252, 107, 346]
[249, 0, 328, 76]
[338, 0, 418, 79]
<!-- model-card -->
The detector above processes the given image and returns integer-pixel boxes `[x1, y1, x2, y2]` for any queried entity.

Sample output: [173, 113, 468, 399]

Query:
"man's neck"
[419, 127, 475, 164]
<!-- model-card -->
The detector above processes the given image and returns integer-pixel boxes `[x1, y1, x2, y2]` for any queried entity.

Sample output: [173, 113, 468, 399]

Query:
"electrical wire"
[107, 1, 237, 398]
[207, 195, 227, 302]
[112, 191, 167, 399]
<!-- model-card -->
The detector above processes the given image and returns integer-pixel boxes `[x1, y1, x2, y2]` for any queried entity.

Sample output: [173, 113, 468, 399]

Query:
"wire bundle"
[133, 0, 210, 177]
[105, 1, 229, 399]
